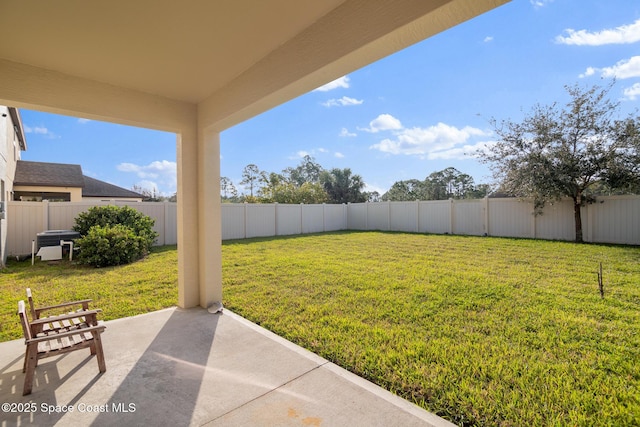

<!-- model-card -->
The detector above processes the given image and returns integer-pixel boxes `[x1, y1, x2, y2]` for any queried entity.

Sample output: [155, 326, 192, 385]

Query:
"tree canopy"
[480, 82, 640, 242]
[382, 167, 490, 201]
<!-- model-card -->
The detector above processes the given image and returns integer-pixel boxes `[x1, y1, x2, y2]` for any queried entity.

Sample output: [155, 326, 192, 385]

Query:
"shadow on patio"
[0, 308, 453, 426]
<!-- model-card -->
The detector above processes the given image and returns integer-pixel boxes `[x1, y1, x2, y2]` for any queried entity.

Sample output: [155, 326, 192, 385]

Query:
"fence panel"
[589, 196, 640, 245]
[418, 200, 450, 234]
[348, 203, 367, 230]
[7, 202, 42, 256]
[488, 198, 533, 238]
[390, 202, 418, 233]
[163, 203, 178, 245]
[276, 204, 302, 236]
[367, 202, 390, 231]
[535, 200, 575, 241]
[246, 204, 276, 238]
[48, 203, 92, 231]
[453, 200, 484, 236]
[302, 205, 325, 234]
[222, 204, 246, 240]
[324, 204, 347, 231]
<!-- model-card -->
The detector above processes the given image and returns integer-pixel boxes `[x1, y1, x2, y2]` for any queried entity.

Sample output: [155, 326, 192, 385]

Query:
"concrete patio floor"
[0, 307, 454, 427]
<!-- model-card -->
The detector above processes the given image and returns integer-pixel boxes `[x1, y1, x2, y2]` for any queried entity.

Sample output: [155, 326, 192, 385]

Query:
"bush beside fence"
[6, 195, 640, 256]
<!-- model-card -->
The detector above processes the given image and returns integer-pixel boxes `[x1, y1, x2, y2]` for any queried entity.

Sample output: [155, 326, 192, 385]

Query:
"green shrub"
[74, 205, 157, 252]
[73, 205, 158, 267]
[75, 224, 146, 267]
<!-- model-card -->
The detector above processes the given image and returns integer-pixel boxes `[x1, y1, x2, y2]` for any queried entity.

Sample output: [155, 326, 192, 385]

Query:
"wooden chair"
[26, 288, 100, 335]
[18, 300, 106, 395]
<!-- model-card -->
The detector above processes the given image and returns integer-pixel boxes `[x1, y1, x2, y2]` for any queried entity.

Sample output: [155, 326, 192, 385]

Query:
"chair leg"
[23, 345, 38, 396]
[92, 332, 106, 373]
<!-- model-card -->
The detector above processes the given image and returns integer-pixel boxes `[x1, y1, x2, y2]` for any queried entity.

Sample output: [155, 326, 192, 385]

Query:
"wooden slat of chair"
[26, 288, 101, 335]
[18, 300, 106, 395]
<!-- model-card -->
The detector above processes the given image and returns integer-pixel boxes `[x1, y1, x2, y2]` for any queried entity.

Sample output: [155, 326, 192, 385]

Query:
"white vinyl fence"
[6, 195, 640, 256]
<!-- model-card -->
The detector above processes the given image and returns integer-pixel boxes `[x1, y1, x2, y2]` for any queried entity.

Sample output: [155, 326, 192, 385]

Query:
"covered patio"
[0, 1, 508, 425]
[0, 307, 453, 426]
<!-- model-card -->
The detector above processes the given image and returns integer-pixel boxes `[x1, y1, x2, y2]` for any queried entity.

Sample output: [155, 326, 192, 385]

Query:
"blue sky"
[19, 0, 640, 197]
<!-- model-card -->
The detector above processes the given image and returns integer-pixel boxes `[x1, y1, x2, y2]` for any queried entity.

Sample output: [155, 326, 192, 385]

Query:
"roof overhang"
[7, 107, 26, 150]
[0, 0, 509, 132]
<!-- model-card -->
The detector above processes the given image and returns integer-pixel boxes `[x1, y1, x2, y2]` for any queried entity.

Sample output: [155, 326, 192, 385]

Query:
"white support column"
[197, 128, 222, 308]
[176, 127, 200, 308]
[177, 123, 222, 309]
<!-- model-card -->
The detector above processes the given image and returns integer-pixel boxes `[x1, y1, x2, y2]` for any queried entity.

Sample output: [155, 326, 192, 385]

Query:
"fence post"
[42, 200, 49, 231]
[300, 203, 304, 235]
[274, 203, 279, 236]
[323, 203, 326, 232]
[387, 201, 391, 231]
[365, 202, 369, 230]
[585, 203, 593, 243]
[243, 202, 248, 239]
[416, 200, 420, 233]
[163, 201, 170, 246]
[483, 196, 490, 236]
[449, 199, 454, 234]
[531, 200, 537, 239]
[346, 203, 350, 230]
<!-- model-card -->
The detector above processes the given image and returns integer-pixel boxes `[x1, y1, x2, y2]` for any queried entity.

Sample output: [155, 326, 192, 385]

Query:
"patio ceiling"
[0, 0, 508, 130]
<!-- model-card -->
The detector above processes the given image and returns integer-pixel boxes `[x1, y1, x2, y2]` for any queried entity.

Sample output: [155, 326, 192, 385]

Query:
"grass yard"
[0, 245, 178, 342]
[222, 232, 640, 426]
[1, 231, 639, 425]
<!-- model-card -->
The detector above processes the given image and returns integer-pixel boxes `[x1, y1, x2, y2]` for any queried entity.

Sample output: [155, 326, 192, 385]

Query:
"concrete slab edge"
[222, 309, 456, 427]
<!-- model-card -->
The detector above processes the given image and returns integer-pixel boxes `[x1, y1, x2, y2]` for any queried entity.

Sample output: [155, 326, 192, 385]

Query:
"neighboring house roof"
[14, 160, 144, 199]
[82, 175, 143, 199]
[14, 160, 84, 187]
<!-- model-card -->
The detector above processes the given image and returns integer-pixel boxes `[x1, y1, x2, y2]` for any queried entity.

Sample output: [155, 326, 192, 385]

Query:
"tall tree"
[424, 167, 478, 200]
[220, 176, 238, 201]
[320, 168, 367, 204]
[480, 82, 640, 242]
[284, 155, 324, 186]
[382, 179, 427, 201]
[240, 164, 262, 197]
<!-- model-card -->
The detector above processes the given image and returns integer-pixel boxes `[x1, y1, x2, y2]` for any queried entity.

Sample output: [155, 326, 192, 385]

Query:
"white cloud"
[580, 56, 640, 79]
[339, 127, 357, 137]
[425, 140, 495, 160]
[623, 83, 640, 101]
[313, 76, 350, 92]
[289, 148, 331, 160]
[483, 36, 494, 43]
[77, 118, 91, 124]
[117, 160, 176, 195]
[359, 114, 403, 133]
[556, 18, 640, 46]
[369, 122, 490, 159]
[530, 0, 554, 8]
[321, 96, 364, 107]
[23, 125, 58, 139]
[334, 152, 344, 158]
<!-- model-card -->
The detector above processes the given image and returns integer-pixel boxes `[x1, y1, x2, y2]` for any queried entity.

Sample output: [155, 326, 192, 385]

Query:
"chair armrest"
[25, 323, 106, 344]
[34, 299, 93, 315]
[29, 310, 102, 326]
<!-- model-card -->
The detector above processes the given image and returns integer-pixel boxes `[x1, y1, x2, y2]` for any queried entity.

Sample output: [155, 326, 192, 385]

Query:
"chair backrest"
[26, 288, 36, 320]
[18, 300, 33, 341]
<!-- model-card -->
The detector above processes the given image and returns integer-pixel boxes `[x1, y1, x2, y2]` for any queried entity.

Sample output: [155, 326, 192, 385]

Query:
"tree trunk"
[573, 197, 583, 243]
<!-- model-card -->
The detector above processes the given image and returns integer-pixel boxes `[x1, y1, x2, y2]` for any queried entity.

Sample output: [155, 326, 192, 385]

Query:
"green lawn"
[2, 232, 639, 426]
